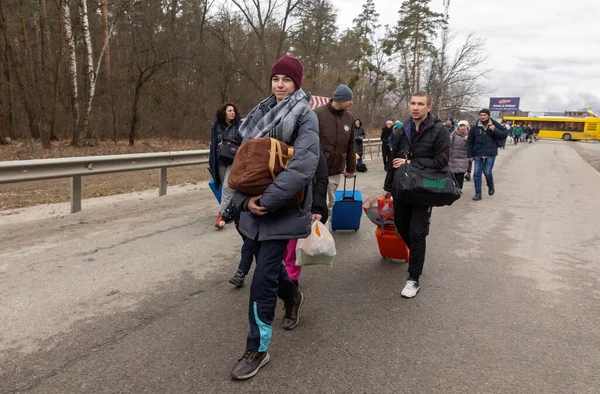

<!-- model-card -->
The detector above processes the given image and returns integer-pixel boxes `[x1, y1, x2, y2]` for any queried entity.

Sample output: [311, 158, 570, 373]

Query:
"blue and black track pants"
[246, 239, 297, 352]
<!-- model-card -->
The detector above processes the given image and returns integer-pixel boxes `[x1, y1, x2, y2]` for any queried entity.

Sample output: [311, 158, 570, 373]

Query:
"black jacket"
[381, 126, 393, 144]
[208, 119, 242, 187]
[467, 119, 507, 158]
[384, 114, 450, 192]
[312, 149, 329, 224]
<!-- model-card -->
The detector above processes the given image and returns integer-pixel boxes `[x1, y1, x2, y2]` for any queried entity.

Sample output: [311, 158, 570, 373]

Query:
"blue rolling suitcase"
[209, 178, 222, 204]
[331, 176, 362, 231]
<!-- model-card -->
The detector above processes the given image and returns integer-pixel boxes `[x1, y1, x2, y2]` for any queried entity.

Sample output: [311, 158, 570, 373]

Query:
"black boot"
[282, 292, 304, 330]
[228, 271, 245, 288]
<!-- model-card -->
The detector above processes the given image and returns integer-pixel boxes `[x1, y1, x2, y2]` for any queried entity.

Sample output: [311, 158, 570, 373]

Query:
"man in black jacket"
[383, 91, 450, 298]
[467, 109, 507, 201]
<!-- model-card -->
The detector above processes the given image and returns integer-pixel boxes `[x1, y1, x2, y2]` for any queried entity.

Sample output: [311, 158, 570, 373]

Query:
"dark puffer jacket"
[208, 119, 242, 187]
[467, 119, 507, 158]
[384, 114, 450, 192]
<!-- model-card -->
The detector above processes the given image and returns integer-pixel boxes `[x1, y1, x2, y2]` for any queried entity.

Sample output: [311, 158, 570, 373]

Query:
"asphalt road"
[1, 140, 599, 393]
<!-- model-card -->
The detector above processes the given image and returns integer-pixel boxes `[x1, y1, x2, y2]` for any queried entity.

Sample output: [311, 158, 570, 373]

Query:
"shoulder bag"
[393, 162, 461, 207]
[228, 138, 304, 205]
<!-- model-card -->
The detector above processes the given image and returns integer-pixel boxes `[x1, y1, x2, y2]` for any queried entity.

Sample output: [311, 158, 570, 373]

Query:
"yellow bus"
[503, 116, 600, 141]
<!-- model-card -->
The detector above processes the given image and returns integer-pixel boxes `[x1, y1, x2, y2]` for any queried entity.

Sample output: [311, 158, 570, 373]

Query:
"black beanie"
[479, 108, 491, 116]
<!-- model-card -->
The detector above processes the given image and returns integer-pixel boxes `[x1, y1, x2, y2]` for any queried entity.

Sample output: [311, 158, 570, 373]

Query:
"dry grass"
[0, 139, 212, 210]
[0, 138, 210, 161]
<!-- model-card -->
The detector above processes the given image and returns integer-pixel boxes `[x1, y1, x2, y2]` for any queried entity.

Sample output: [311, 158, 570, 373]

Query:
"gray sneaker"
[231, 350, 270, 380]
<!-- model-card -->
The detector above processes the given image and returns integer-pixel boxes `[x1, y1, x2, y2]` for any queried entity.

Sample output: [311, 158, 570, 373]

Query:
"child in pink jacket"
[283, 149, 329, 286]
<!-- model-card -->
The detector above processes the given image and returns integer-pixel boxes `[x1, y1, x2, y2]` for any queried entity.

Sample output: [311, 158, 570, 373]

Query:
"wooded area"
[0, 0, 489, 148]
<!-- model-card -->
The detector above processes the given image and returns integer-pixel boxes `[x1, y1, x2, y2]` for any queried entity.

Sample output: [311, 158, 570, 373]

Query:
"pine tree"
[385, 0, 446, 99]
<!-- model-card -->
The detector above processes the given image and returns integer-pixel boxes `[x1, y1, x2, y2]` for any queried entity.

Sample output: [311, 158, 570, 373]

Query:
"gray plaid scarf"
[239, 89, 310, 145]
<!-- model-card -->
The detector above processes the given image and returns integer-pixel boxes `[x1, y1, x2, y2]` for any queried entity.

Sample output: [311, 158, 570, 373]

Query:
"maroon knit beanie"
[270, 56, 304, 89]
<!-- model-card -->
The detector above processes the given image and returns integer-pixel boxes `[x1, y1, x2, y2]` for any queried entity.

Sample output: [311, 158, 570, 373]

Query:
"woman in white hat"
[448, 120, 470, 189]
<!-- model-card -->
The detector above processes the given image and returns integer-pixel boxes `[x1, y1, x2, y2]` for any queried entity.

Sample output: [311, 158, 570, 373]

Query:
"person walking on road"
[467, 109, 508, 201]
[512, 124, 523, 146]
[444, 117, 455, 134]
[209, 103, 242, 229]
[449, 120, 470, 189]
[283, 149, 329, 287]
[314, 85, 356, 219]
[381, 120, 394, 168]
[354, 119, 366, 167]
[230, 55, 319, 381]
[383, 91, 450, 299]
[526, 124, 534, 143]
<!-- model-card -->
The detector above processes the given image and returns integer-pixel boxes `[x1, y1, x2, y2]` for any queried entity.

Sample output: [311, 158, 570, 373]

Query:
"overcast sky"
[329, 0, 600, 113]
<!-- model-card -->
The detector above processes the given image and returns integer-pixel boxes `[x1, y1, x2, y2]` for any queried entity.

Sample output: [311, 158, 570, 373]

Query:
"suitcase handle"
[342, 175, 356, 200]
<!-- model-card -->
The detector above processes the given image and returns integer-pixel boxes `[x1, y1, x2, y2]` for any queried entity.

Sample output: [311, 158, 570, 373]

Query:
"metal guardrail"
[0, 150, 210, 213]
[0, 138, 385, 214]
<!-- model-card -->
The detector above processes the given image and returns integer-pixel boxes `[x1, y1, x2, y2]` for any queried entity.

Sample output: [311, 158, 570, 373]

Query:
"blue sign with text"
[489, 97, 520, 111]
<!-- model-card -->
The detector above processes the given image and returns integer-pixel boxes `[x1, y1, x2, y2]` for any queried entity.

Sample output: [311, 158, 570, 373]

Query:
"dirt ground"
[0, 139, 211, 210]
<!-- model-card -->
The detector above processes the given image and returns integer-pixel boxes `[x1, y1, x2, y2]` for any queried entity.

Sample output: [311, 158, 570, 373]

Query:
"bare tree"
[230, 0, 302, 94]
[426, 31, 490, 116]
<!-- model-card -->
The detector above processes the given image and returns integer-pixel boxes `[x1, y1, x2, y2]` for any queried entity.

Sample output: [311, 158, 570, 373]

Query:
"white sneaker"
[401, 280, 420, 298]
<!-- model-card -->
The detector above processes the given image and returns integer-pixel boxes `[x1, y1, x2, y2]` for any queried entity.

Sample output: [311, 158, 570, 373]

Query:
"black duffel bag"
[393, 163, 461, 207]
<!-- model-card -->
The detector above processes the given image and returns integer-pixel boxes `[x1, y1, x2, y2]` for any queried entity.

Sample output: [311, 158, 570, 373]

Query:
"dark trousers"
[382, 144, 391, 168]
[393, 200, 432, 281]
[247, 239, 297, 352]
[237, 236, 260, 275]
[454, 172, 465, 189]
[356, 142, 364, 165]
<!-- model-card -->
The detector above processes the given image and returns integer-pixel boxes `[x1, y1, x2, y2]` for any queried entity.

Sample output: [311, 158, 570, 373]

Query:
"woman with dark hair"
[229, 55, 319, 380]
[354, 119, 366, 166]
[209, 103, 242, 229]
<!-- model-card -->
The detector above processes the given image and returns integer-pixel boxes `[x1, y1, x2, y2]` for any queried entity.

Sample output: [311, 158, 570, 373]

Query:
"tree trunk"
[78, 0, 95, 141]
[100, 0, 110, 82]
[50, 45, 61, 143]
[0, 99, 7, 144]
[412, 20, 420, 91]
[39, 0, 52, 70]
[62, 0, 81, 146]
[20, 16, 41, 140]
[28, 15, 51, 149]
[169, 0, 178, 79]
[129, 78, 143, 145]
[0, 3, 16, 140]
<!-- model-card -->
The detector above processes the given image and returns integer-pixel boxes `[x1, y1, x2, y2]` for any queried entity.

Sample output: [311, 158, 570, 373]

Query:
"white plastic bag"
[295, 221, 337, 266]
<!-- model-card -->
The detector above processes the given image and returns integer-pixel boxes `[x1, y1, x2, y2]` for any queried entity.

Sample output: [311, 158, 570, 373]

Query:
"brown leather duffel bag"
[228, 138, 304, 204]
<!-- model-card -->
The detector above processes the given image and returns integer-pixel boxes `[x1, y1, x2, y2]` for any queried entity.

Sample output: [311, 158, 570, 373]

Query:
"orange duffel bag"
[228, 138, 304, 205]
